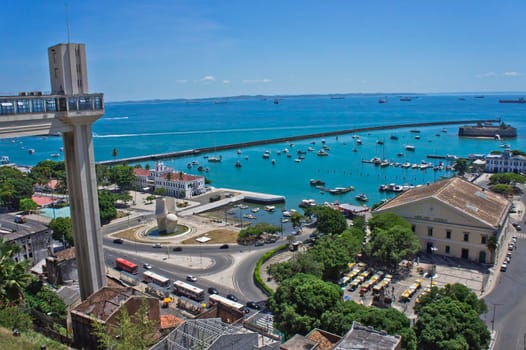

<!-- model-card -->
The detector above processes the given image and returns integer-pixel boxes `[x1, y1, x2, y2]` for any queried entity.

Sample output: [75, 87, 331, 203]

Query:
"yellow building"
[373, 177, 511, 264]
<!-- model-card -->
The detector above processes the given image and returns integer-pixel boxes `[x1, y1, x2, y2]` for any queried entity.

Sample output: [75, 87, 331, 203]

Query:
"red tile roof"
[32, 195, 56, 207]
[133, 168, 150, 176]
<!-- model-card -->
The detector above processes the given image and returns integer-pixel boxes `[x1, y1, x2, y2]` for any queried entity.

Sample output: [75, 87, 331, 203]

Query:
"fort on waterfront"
[458, 121, 517, 139]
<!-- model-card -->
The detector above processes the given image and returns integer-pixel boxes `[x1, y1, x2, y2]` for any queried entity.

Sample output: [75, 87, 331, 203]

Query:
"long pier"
[97, 119, 498, 165]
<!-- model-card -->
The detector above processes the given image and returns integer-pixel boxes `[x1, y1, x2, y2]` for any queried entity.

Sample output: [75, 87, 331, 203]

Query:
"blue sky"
[0, 0, 525, 101]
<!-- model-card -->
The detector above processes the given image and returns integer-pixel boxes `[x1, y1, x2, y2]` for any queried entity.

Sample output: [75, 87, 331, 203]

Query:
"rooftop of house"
[280, 334, 318, 350]
[334, 322, 401, 350]
[375, 176, 510, 228]
[72, 287, 143, 322]
[306, 329, 342, 350]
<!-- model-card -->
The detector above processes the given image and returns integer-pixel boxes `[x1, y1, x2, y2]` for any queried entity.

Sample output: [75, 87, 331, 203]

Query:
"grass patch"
[181, 229, 238, 244]
[113, 226, 147, 242]
[0, 326, 70, 350]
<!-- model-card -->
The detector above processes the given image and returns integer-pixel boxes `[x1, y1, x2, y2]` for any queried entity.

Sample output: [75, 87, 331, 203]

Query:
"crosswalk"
[255, 314, 274, 333]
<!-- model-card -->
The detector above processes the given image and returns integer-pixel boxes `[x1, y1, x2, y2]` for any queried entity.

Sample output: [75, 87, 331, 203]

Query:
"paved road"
[483, 235, 526, 350]
[483, 186, 526, 350]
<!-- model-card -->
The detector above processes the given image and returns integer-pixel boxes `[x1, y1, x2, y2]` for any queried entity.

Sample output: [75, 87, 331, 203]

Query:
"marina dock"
[97, 119, 498, 165]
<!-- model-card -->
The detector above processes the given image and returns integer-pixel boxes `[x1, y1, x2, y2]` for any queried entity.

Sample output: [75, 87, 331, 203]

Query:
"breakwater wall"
[98, 119, 498, 165]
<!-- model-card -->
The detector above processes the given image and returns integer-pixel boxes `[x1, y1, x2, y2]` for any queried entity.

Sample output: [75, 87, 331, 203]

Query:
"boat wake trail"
[92, 123, 361, 138]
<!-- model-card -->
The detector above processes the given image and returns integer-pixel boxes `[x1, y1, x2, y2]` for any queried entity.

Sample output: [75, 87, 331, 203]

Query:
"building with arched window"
[485, 147, 526, 174]
[133, 161, 205, 199]
[373, 177, 511, 264]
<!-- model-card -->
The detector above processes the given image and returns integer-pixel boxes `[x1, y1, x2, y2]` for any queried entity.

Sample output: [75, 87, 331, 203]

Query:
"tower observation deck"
[0, 43, 105, 300]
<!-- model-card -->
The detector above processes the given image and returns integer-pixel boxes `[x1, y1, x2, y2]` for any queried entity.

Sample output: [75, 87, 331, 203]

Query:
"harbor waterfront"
[2, 94, 526, 210]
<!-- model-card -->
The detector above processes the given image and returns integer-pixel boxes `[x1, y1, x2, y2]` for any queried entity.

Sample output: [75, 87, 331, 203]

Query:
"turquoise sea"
[2, 94, 526, 211]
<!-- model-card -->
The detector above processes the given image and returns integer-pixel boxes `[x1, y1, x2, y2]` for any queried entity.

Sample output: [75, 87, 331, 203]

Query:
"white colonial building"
[373, 177, 511, 264]
[485, 147, 526, 174]
[133, 161, 205, 199]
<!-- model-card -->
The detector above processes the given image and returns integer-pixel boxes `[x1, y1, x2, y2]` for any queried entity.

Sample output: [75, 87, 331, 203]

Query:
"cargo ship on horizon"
[499, 97, 525, 104]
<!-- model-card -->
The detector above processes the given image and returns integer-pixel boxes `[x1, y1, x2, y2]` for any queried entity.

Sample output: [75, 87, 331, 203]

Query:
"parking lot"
[341, 252, 490, 319]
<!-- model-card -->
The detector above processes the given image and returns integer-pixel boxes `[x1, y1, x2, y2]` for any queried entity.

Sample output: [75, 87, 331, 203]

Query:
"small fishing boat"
[264, 205, 275, 212]
[235, 161, 242, 168]
[355, 193, 368, 202]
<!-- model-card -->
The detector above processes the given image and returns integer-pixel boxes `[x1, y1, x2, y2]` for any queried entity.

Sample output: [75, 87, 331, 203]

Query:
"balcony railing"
[0, 93, 104, 116]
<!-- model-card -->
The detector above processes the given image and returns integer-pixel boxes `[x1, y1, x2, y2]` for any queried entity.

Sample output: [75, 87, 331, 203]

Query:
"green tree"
[303, 206, 347, 235]
[19, 198, 38, 213]
[0, 167, 34, 211]
[454, 158, 469, 176]
[153, 187, 167, 196]
[491, 183, 513, 195]
[0, 305, 33, 331]
[95, 164, 111, 187]
[98, 190, 117, 224]
[92, 299, 159, 350]
[368, 212, 412, 232]
[489, 172, 525, 186]
[24, 280, 67, 321]
[29, 160, 66, 190]
[366, 225, 420, 270]
[269, 273, 342, 339]
[0, 239, 33, 303]
[110, 165, 135, 191]
[290, 211, 302, 228]
[49, 217, 74, 247]
[414, 284, 489, 350]
[486, 235, 498, 264]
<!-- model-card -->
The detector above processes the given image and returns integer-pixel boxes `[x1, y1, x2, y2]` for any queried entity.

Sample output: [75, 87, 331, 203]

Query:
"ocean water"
[2, 94, 526, 211]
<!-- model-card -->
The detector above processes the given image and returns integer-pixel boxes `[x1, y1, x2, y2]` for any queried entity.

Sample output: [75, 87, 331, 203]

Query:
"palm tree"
[112, 148, 118, 163]
[0, 239, 33, 303]
[486, 235, 498, 264]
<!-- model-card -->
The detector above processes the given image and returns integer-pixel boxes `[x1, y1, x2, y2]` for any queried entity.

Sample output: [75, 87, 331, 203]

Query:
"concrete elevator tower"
[0, 43, 105, 299]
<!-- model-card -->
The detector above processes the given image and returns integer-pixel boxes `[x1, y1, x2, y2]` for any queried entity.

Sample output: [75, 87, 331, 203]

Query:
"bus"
[208, 294, 245, 313]
[173, 280, 205, 302]
[143, 270, 170, 288]
[115, 258, 139, 274]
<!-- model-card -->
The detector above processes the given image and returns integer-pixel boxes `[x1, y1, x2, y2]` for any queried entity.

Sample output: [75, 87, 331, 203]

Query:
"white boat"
[264, 205, 275, 212]
[251, 207, 260, 213]
[307, 147, 314, 152]
[208, 156, 222, 162]
[317, 150, 329, 156]
[299, 199, 317, 208]
[237, 149, 242, 154]
[235, 161, 242, 168]
[28, 148, 35, 154]
[294, 158, 302, 162]
[355, 193, 368, 202]
[405, 145, 416, 151]
[239, 204, 249, 209]
[281, 218, 289, 223]
[282, 210, 292, 217]
[243, 214, 257, 220]
[1, 156, 10, 164]
[50, 153, 60, 158]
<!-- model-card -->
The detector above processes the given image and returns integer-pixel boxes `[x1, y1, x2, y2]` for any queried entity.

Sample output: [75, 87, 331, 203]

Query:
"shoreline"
[98, 118, 498, 166]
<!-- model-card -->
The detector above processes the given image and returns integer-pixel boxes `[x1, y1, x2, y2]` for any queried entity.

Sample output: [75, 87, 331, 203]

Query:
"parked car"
[14, 214, 26, 224]
[255, 240, 265, 246]
[143, 263, 152, 270]
[186, 275, 197, 282]
[113, 238, 124, 244]
[500, 263, 508, 272]
[153, 243, 162, 248]
[246, 301, 260, 310]
[219, 244, 229, 249]
[208, 287, 219, 295]
[226, 294, 239, 302]
[172, 246, 182, 252]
